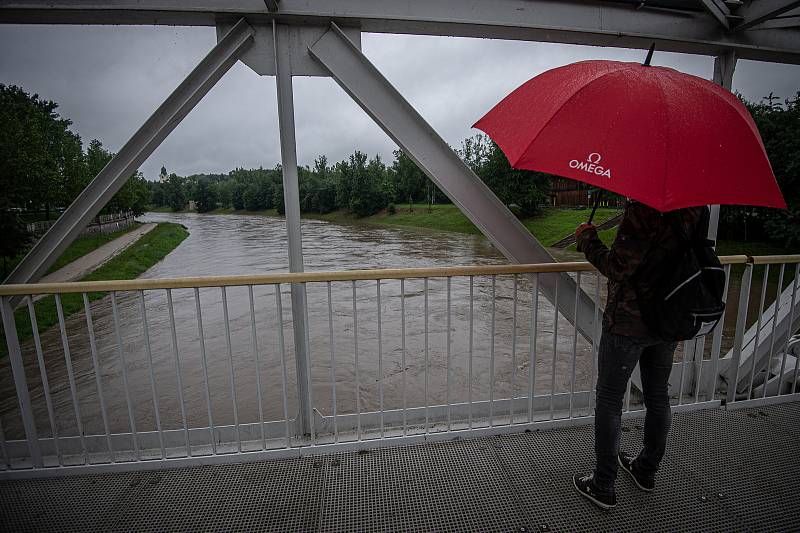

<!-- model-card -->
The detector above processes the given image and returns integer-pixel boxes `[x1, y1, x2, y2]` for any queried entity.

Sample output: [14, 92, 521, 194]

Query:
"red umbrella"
[473, 57, 787, 213]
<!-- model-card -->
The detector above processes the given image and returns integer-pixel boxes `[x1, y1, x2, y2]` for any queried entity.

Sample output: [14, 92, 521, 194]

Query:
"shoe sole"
[618, 455, 654, 493]
[572, 476, 616, 510]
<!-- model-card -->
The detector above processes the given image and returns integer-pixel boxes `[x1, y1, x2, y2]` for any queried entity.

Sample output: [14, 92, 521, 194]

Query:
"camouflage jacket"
[576, 201, 708, 337]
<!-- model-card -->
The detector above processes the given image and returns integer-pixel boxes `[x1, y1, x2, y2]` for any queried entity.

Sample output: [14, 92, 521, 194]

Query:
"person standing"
[572, 200, 708, 510]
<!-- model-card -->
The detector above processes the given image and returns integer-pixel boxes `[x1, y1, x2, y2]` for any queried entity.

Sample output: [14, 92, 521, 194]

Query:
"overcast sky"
[1, 24, 799, 181]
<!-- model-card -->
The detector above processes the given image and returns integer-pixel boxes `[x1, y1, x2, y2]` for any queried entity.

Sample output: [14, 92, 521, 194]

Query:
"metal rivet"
[717, 492, 725, 499]
[540, 524, 550, 532]
[699, 495, 708, 502]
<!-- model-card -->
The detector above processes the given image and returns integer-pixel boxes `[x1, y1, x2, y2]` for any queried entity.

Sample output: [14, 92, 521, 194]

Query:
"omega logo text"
[568, 152, 612, 178]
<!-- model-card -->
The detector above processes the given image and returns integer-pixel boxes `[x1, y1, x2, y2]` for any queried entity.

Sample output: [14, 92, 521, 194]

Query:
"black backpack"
[635, 209, 727, 342]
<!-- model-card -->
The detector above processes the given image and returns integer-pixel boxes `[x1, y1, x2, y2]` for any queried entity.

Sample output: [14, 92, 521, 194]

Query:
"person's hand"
[576, 223, 595, 238]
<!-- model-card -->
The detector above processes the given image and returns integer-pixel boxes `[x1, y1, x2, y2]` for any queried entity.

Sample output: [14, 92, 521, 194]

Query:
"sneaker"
[572, 473, 616, 510]
[618, 452, 655, 492]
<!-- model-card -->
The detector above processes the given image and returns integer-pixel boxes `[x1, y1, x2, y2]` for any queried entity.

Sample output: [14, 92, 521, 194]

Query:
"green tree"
[231, 181, 246, 210]
[0, 84, 84, 219]
[723, 92, 800, 246]
[347, 153, 387, 217]
[195, 178, 217, 213]
[165, 173, 186, 212]
[460, 134, 549, 217]
[389, 149, 428, 211]
[0, 201, 29, 277]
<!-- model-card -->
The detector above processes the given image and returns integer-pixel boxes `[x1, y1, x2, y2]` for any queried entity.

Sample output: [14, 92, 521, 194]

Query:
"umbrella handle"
[588, 190, 603, 224]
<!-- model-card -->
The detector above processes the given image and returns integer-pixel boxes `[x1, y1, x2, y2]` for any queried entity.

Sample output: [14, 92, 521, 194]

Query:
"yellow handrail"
[749, 255, 800, 265]
[0, 254, 782, 297]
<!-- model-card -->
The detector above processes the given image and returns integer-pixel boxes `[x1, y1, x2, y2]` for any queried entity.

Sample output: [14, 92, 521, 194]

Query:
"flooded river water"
[0, 212, 768, 443]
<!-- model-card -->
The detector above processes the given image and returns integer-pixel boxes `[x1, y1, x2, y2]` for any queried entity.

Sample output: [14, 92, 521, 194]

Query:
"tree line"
[152, 89, 799, 247]
[1, 84, 151, 267]
[719, 93, 800, 246]
[2, 80, 797, 271]
[150, 134, 552, 219]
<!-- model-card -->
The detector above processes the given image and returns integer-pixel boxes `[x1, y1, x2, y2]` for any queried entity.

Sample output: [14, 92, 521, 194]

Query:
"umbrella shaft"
[588, 191, 602, 224]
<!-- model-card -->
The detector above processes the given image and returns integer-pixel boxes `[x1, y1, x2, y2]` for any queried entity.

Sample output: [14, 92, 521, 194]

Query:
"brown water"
[1, 212, 776, 443]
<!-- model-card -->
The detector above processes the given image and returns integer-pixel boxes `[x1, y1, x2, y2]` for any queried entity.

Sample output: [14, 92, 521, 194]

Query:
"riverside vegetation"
[1, 222, 189, 357]
[150, 93, 799, 250]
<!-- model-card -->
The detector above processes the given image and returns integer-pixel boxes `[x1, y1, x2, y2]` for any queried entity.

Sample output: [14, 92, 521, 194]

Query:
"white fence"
[0, 256, 798, 478]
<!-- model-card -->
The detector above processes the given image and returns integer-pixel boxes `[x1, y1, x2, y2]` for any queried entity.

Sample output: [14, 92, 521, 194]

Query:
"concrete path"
[38, 223, 156, 284]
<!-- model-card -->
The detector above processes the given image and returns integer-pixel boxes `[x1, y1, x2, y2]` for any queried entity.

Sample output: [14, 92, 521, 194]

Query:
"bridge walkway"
[1, 401, 796, 532]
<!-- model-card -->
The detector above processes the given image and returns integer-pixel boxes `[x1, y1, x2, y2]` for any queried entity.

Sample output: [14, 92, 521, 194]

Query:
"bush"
[388, 203, 396, 215]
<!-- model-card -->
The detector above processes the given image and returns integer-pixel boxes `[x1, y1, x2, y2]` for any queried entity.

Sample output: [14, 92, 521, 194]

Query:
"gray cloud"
[1, 24, 798, 180]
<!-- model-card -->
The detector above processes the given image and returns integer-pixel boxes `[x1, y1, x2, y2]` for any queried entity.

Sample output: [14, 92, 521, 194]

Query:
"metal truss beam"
[756, 12, 800, 29]
[734, 0, 800, 31]
[700, 0, 733, 29]
[308, 23, 597, 339]
[3, 18, 256, 287]
[2, 0, 800, 63]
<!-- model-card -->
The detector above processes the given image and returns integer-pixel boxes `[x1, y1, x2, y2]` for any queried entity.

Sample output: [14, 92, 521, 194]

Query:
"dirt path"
[38, 223, 157, 284]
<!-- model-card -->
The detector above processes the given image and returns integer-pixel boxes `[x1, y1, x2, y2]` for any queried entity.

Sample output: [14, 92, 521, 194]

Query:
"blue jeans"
[592, 326, 678, 493]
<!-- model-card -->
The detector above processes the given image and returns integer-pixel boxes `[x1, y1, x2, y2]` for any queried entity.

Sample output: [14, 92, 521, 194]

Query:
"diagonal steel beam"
[308, 23, 597, 339]
[3, 18, 255, 288]
[700, 0, 732, 29]
[733, 0, 800, 31]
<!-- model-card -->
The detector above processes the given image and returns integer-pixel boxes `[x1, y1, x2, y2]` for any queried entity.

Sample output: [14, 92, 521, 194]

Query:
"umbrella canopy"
[473, 60, 787, 212]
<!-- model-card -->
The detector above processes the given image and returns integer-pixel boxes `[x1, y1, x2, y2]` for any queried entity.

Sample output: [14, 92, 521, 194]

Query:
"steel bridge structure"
[1, 1, 800, 479]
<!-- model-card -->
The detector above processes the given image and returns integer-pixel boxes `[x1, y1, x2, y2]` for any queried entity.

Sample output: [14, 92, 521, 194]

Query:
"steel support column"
[308, 23, 596, 339]
[3, 18, 256, 290]
[709, 50, 737, 243]
[273, 21, 313, 437]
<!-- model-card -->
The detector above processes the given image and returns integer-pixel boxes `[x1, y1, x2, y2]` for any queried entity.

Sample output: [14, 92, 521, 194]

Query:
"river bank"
[1, 222, 189, 356]
[204, 204, 623, 247]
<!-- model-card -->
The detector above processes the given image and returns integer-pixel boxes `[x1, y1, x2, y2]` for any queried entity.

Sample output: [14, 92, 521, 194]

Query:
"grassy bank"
[204, 204, 623, 247]
[47, 224, 141, 274]
[4, 223, 141, 279]
[2, 222, 189, 356]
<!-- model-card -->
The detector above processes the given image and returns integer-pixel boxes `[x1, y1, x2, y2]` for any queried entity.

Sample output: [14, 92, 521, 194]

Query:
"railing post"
[273, 21, 312, 437]
[728, 263, 753, 403]
[0, 297, 42, 467]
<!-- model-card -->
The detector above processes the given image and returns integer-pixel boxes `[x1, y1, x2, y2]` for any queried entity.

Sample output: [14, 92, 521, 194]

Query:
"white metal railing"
[0, 256, 798, 477]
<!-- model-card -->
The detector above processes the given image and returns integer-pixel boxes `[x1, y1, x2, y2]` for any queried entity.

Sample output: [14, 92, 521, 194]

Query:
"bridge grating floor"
[1, 402, 797, 532]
